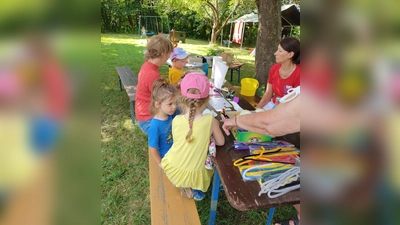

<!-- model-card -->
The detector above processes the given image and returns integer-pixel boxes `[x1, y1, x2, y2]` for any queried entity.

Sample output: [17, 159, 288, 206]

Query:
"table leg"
[130, 101, 135, 125]
[237, 68, 241, 82]
[119, 77, 123, 91]
[208, 168, 221, 225]
[266, 207, 275, 225]
[230, 69, 233, 82]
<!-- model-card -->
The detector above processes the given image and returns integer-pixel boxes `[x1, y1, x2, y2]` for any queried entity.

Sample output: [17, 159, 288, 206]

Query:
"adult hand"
[220, 118, 238, 136]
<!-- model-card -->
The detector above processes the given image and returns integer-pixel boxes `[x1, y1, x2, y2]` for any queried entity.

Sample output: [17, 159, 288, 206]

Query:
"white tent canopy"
[231, 4, 300, 25]
[233, 12, 258, 23]
[224, 4, 300, 48]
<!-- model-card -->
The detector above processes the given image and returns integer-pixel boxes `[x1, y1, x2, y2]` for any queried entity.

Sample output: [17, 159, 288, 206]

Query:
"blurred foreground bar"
[302, 0, 400, 224]
[0, 0, 100, 224]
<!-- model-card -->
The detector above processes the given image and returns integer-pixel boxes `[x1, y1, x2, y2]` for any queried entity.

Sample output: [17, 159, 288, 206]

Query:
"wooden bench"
[170, 31, 186, 43]
[148, 149, 200, 225]
[116, 66, 138, 124]
[228, 62, 244, 83]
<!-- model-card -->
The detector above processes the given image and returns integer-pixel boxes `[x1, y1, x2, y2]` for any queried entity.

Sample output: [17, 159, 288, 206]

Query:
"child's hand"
[158, 163, 163, 169]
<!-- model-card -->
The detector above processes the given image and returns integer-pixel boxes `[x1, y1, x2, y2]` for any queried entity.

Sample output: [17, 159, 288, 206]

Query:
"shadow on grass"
[195, 182, 297, 225]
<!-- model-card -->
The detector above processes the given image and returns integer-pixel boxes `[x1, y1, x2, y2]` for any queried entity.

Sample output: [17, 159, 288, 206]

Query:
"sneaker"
[178, 188, 193, 199]
[193, 190, 205, 201]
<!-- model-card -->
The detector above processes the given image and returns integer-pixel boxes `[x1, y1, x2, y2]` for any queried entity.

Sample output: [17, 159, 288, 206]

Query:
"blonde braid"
[186, 99, 197, 142]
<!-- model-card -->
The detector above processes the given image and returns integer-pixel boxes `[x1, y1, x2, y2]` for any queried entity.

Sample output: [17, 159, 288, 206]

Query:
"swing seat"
[146, 32, 155, 37]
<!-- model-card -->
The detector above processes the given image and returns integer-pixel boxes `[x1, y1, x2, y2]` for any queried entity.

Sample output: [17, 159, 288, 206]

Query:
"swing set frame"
[138, 15, 170, 37]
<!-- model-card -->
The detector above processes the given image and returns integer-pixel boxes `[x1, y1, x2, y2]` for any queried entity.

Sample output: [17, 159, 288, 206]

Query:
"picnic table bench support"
[207, 159, 277, 225]
[119, 77, 123, 92]
[129, 101, 135, 125]
[266, 207, 275, 225]
[229, 67, 241, 82]
[208, 168, 221, 225]
[229, 63, 244, 83]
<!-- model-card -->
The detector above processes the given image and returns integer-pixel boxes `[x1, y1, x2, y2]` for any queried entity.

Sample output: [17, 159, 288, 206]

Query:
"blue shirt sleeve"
[148, 120, 159, 149]
[30, 116, 60, 156]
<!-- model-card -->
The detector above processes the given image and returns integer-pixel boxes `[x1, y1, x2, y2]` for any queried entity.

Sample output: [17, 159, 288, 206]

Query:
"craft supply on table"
[240, 163, 294, 182]
[202, 108, 218, 117]
[220, 109, 230, 119]
[258, 166, 300, 198]
[233, 147, 299, 182]
[208, 95, 234, 111]
[230, 140, 295, 151]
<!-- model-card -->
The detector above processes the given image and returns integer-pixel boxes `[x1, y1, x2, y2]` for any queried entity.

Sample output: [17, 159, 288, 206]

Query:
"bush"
[289, 26, 300, 39]
[205, 48, 223, 56]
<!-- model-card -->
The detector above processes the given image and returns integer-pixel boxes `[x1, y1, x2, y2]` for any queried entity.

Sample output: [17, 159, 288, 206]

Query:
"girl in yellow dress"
[161, 72, 225, 200]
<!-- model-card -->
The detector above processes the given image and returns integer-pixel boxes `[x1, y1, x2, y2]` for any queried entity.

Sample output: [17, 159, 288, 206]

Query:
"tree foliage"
[101, 0, 258, 45]
[101, 0, 160, 33]
[152, 0, 251, 44]
[100, 0, 300, 86]
[282, 0, 300, 5]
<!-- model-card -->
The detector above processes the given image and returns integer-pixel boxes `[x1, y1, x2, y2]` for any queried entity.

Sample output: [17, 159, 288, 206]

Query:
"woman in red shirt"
[256, 37, 300, 110]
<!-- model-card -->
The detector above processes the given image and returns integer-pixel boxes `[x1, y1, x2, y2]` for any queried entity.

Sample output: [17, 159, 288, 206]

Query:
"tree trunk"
[255, 0, 281, 85]
[101, 3, 111, 32]
[127, 15, 134, 31]
[210, 27, 220, 44]
[248, 23, 253, 46]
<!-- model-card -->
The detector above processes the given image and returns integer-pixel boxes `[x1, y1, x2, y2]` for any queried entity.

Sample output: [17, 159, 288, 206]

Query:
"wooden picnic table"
[207, 81, 300, 225]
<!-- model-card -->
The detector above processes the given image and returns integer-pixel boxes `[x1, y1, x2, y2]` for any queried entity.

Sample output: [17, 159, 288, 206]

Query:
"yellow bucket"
[241, 78, 259, 96]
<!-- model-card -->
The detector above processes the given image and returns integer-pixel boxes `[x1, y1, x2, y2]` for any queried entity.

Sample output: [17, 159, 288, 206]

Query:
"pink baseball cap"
[0, 72, 22, 100]
[180, 72, 209, 99]
[170, 47, 189, 60]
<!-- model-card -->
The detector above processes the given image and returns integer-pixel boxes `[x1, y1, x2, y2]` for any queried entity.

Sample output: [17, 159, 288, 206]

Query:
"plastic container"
[241, 78, 259, 96]
[234, 129, 272, 143]
[249, 145, 263, 155]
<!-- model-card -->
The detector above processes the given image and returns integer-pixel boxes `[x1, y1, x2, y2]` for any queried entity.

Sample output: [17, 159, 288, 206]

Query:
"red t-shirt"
[267, 64, 300, 103]
[43, 57, 69, 121]
[136, 62, 161, 121]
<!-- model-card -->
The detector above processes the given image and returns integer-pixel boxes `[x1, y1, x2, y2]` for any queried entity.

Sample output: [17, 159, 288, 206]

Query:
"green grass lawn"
[101, 33, 296, 224]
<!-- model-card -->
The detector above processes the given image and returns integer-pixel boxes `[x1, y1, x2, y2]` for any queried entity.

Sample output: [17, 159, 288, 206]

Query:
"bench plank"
[116, 66, 138, 124]
[116, 66, 137, 102]
[149, 150, 200, 225]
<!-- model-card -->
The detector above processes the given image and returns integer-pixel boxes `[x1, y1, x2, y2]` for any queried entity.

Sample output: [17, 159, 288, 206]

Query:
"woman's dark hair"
[280, 37, 300, 65]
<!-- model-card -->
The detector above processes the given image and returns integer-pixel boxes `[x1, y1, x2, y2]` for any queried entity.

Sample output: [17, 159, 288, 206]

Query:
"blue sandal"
[193, 190, 205, 201]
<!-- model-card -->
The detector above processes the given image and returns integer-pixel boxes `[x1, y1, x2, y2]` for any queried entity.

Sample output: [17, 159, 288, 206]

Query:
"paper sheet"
[202, 108, 218, 117]
[211, 56, 223, 80]
[228, 100, 244, 112]
[208, 96, 234, 111]
[213, 61, 228, 89]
